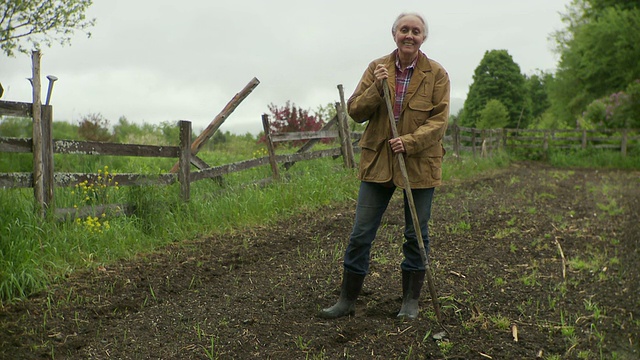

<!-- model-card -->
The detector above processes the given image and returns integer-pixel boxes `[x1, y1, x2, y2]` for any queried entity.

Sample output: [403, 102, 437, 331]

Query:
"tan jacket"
[347, 50, 450, 189]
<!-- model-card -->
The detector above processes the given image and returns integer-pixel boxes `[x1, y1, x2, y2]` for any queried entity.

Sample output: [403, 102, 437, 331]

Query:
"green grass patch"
[0, 151, 360, 303]
[5, 143, 634, 306]
[547, 148, 640, 170]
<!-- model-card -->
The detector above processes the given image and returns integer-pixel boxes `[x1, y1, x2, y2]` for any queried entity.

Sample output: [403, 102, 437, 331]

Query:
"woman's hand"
[374, 64, 388, 80]
[374, 64, 388, 91]
[389, 137, 405, 153]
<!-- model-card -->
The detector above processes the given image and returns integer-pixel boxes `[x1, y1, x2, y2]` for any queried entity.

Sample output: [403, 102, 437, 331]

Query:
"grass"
[446, 220, 471, 235]
[1, 141, 638, 358]
[548, 147, 640, 170]
[2, 136, 638, 348]
[489, 314, 511, 330]
[202, 335, 220, 360]
[0, 144, 514, 304]
[443, 151, 512, 180]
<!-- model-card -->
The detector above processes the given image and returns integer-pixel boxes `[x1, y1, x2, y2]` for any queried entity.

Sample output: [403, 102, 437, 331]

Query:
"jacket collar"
[387, 50, 432, 71]
[386, 50, 433, 112]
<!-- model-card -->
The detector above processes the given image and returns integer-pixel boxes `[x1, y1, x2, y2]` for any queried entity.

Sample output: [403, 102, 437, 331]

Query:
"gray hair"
[391, 13, 428, 42]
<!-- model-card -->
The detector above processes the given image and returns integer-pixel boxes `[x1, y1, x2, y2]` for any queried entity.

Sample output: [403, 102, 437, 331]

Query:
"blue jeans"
[343, 181, 434, 275]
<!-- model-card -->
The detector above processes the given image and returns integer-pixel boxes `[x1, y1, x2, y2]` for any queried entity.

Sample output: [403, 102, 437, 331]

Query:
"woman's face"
[393, 15, 426, 59]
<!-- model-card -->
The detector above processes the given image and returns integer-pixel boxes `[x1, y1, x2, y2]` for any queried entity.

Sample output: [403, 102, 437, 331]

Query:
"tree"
[159, 121, 180, 145]
[460, 49, 528, 128]
[112, 116, 142, 143]
[0, 116, 32, 137]
[587, 0, 640, 15]
[77, 113, 111, 141]
[314, 102, 337, 125]
[52, 119, 81, 140]
[550, 0, 640, 125]
[528, 110, 571, 130]
[0, 0, 95, 57]
[525, 72, 552, 122]
[476, 99, 510, 129]
[581, 80, 640, 128]
[262, 101, 326, 145]
[617, 80, 640, 128]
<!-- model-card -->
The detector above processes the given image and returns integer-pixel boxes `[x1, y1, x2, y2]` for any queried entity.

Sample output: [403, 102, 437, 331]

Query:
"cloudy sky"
[1, 0, 571, 135]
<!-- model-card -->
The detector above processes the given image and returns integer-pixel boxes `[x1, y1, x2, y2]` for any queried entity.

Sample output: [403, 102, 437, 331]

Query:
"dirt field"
[1, 162, 638, 359]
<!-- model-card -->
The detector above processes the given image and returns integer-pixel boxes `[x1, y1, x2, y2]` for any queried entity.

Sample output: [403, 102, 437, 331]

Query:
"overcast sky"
[1, 0, 571, 135]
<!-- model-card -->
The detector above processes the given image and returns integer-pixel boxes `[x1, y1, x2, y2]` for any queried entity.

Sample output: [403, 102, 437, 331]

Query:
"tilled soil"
[1, 162, 639, 359]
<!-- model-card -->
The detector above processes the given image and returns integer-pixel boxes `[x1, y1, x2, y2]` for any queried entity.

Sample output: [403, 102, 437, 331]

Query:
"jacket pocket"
[406, 156, 442, 183]
[406, 150, 442, 182]
[406, 98, 434, 128]
[407, 98, 434, 112]
[359, 138, 391, 180]
[427, 156, 442, 180]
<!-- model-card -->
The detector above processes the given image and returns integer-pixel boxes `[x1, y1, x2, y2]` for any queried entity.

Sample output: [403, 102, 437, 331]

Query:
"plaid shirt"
[393, 55, 417, 121]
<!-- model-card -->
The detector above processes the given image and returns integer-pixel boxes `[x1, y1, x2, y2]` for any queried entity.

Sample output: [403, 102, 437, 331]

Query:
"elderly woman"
[319, 12, 450, 320]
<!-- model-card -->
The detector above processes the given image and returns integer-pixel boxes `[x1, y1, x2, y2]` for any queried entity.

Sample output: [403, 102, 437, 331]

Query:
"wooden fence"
[3, 113, 638, 221]
[1, 51, 359, 220]
[0, 91, 356, 221]
[2, 51, 637, 220]
[446, 125, 639, 158]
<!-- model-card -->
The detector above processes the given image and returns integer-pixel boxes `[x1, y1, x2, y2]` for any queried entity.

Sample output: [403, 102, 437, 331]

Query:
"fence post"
[31, 50, 45, 219]
[582, 130, 587, 150]
[502, 128, 507, 150]
[178, 120, 192, 202]
[335, 101, 352, 169]
[491, 129, 497, 156]
[452, 122, 460, 158]
[621, 129, 628, 157]
[261, 114, 280, 181]
[42, 104, 54, 214]
[337, 84, 356, 168]
[471, 129, 477, 156]
[543, 130, 549, 160]
[480, 129, 487, 158]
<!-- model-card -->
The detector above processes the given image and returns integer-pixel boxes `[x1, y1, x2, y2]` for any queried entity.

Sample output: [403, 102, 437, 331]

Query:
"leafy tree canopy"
[77, 113, 111, 142]
[0, 0, 95, 57]
[263, 101, 327, 146]
[460, 49, 528, 128]
[476, 99, 509, 129]
[587, 0, 640, 14]
[525, 72, 552, 122]
[581, 80, 640, 128]
[550, 0, 640, 126]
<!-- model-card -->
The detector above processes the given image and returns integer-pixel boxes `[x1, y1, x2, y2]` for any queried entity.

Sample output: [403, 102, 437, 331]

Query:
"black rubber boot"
[318, 270, 365, 319]
[397, 270, 425, 320]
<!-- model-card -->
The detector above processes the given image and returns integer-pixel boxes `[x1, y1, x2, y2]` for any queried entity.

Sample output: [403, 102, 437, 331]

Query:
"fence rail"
[3, 79, 638, 221]
[0, 90, 356, 220]
[3, 116, 638, 218]
[3, 51, 638, 221]
[0, 119, 353, 220]
[445, 125, 639, 158]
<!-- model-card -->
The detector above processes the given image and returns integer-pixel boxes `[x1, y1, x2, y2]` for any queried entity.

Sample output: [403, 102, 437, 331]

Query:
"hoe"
[382, 79, 449, 336]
